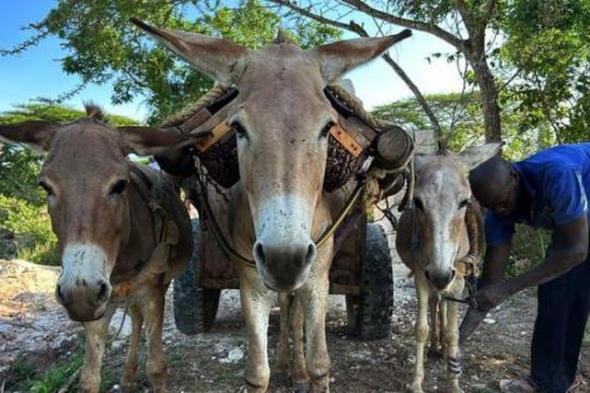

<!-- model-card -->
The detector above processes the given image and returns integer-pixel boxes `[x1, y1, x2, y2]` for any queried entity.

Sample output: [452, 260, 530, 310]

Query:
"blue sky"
[0, 2, 463, 122]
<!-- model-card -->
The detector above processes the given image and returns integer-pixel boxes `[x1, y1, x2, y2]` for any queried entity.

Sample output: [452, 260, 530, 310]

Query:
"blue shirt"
[485, 143, 590, 246]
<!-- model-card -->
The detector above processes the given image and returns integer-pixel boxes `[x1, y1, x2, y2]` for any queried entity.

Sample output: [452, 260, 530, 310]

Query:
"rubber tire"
[173, 219, 221, 334]
[347, 223, 394, 340]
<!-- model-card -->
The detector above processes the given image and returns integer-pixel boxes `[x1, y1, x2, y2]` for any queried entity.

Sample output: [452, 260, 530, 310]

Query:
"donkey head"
[132, 19, 411, 291]
[412, 143, 501, 291]
[0, 108, 189, 321]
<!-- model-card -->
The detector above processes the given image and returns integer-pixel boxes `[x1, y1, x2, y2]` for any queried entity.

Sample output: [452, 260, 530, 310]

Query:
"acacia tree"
[1, 0, 340, 124]
[270, 0, 503, 142]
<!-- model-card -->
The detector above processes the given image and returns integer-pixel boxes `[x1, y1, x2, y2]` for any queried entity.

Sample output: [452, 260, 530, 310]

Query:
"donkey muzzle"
[56, 279, 112, 322]
[254, 241, 316, 291]
[425, 268, 456, 291]
[57, 243, 112, 321]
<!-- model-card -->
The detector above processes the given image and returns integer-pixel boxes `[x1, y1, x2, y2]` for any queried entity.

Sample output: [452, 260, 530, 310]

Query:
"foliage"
[507, 224, 551, 277]
[27, 352, 83, 393]
[12, 0, 340, 124]
[0, 194, 57, 264]
[0, 103, 136, 264]
[498, 0, 590, 144]
[372, 91, 555, 160]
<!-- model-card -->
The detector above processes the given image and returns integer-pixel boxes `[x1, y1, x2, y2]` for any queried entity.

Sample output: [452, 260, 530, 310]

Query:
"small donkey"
[0, 106, 193, 393]
[396, 143, 501, 393]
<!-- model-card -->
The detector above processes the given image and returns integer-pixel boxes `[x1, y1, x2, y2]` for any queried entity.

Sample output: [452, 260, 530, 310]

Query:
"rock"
[483, 318, 496, 325]
[220, 347, 244, 364]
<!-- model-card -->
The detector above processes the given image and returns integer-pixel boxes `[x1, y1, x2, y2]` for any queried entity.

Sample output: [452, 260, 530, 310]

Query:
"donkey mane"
[273, 28, 294, 45]
[83, 102, 108, 123]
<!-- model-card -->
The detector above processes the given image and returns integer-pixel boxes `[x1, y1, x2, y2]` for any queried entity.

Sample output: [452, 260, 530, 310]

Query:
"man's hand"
[470, 282, 510, 312]
[460, 282, 510, 344]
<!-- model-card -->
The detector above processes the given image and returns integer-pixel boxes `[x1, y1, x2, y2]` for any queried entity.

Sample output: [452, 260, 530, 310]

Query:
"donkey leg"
[240, 277, 274, 393]
[291, 295, 310, 392]
[274, 292, 292, 384]
[298, 274, 330, 393]
[411, 275, 430, 393]
[121, 304, 143, 392]
[142, 285, 168, 393]
[439, 298, 448, 355]
[445, 282, 465, 393]
[428, 294, 442, 359]
[79, 308, 114, 393]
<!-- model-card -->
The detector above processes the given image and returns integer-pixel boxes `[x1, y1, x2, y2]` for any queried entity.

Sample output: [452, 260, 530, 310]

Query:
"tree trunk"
[466, 50, 502, 142]
[381, 53, 443, 137]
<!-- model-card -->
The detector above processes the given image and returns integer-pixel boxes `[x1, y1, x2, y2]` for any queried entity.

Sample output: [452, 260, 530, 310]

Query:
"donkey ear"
[130, 18, 250, 85]
[458, 142, 504, 170]
[117, 126, 194, 156]
[308, 30, 412, 83]
[0, 121, 57, 152]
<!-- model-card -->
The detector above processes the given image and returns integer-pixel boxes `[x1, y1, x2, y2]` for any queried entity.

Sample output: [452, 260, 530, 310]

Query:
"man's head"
[469, 155, 520, 216]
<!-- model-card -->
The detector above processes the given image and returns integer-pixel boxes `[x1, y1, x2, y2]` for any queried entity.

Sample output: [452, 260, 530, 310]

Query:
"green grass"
[5, 357, 37, 388]
[4, 353, 83, 393]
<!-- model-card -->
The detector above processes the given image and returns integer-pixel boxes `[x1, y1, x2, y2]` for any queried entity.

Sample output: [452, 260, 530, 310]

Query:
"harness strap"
[198, 171, 367, 269]
[113, 167, 180, 297]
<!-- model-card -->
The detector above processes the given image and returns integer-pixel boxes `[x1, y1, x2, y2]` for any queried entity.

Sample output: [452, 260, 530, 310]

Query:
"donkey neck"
[110, 175, 158, 284]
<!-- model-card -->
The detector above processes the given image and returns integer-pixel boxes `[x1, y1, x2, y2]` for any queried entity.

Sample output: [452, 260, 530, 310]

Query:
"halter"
[194, 158, 367, 269]
[112, 166, 181, 297]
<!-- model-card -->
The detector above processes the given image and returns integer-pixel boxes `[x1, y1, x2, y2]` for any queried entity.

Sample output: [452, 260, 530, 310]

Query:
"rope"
[197, 168, 367, 269]
[326, 84, 383, 131]
[161, 83, 232, 128]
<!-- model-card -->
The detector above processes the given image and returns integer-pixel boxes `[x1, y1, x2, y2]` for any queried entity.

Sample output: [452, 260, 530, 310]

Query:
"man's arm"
[479, 241, 512, 286]
[475, 216, 588, 311]
[461, 218, 587, 343]
[503, 216, 588, 295]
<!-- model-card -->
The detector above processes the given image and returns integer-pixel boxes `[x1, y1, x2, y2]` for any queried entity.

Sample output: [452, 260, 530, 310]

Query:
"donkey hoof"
[408, 382, 424, 393]
[427, 348, 443, 360]
[448, 384, 464, 393]
[292, 381, 312, 393]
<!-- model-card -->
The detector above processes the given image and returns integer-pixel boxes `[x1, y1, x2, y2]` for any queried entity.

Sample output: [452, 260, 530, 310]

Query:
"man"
[462, 143, 590, 393]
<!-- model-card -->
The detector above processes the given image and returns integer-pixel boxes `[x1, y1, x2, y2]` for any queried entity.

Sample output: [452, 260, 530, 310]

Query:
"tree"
[2, 0, 340, 124]
[498, 0, 590, 144]
[373, 91, 555, 160]
[270, 0, 504, 142]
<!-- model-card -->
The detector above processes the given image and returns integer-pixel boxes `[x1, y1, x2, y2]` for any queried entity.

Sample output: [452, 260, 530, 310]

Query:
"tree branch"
[270, 0, 443, 135]
[483, 0, 498, 24]
[340, 0, 464, 49]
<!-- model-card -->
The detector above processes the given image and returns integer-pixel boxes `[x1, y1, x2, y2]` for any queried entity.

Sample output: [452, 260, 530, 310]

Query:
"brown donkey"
[131, 19, 410, 393]
[396, 144, 501, 393]
[0, 107, 192, 393]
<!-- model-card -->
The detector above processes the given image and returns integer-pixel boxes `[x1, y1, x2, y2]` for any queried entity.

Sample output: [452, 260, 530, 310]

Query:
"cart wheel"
[346, 223, 393, 340]
[173, 219, 221, 334]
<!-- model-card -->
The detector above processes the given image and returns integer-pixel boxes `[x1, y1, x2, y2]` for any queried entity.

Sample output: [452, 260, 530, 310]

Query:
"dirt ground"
[1, 250, 589, 392]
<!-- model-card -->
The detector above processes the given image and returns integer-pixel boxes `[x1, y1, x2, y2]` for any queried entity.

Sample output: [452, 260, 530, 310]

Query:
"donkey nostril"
[56, 284, 65, 302]
[305, 243, 316, 265]
[97, 282, 109, 302]
[451, 269, 457, 281]
[254, 242, 265, 264]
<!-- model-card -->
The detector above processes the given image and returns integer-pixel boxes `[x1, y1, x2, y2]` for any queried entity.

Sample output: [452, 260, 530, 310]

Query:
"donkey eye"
[320, 121, 335, 139]
[109, 179, 128, 196]
[231, 121, 248, 139]
[459, 199, 470, 209]
[38, 181, 54, 196]
[413, 197, 424, 210]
